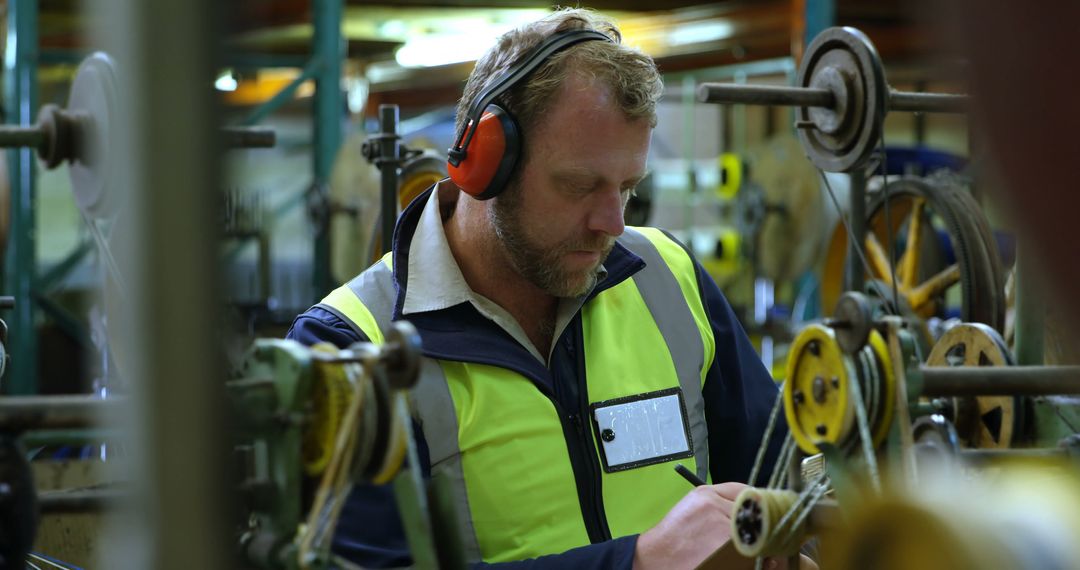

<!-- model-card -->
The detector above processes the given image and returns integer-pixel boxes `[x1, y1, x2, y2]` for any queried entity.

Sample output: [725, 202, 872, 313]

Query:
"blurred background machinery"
[0, 0, 1076, 568]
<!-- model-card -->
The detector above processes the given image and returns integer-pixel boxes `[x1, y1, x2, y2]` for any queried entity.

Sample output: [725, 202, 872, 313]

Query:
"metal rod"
[0, 125, 44, 148]
[888, 90, 968, 114]
[696, 82, 969, 115]
[20, 428, 121, 447]
[378, 104, 401, 255]
[38, 488, 130, 513]
[0, 395, 123, 430]
[920, 366, 1080, 396]
[697, 83, 835, 107]
[221, 126, 276, 148]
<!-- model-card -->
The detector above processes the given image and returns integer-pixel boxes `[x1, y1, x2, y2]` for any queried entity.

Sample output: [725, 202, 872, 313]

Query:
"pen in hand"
[674, 463, 707, 487]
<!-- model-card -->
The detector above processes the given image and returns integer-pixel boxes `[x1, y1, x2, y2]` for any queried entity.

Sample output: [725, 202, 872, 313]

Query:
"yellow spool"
[784, 325, 854, 454]
[717, 153, 742, 200]
[784, 325, 896, 455]
[302, 343, 354, 477]
[865, 329, 896, 446]
[828, 461, 1080, 570]
[732, 487, 803, 557]
[369, 392, 409, 485]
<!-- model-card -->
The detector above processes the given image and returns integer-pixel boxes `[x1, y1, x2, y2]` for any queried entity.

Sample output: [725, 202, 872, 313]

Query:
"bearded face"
[490, 184, 615, 298]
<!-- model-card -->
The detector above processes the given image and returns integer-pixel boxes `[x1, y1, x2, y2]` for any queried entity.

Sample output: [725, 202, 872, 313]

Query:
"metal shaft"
[38, 488, 130, 513]
[0, 124, 45, 148]
[920, 366, 1080, 396]
[697, 82, 968, 114]
[220, 126, 276, 149]
[0, 394, 125, 430]
[888, 90, 967, 114]
[378, 104, 400, 254]
[697, 83, 835, 107]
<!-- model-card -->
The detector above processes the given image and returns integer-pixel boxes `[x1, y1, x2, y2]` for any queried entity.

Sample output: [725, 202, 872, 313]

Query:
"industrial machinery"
[1, 319, 468, 569]
[696, 26, 1080, 569]
[231, 320, 465, 569]
[0, 52, 278, 568]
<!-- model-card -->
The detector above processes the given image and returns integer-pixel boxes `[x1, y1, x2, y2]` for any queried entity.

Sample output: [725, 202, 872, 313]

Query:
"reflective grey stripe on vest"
[320, 260, 484, 562]
[410, 359, 482, 562]
[315, 261, 397, 340]
[618, 228, 710, 482]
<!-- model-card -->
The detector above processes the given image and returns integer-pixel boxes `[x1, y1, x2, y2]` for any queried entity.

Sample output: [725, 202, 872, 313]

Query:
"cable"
[749, 385, 786, 487]
[847, 350, 881, 493]
[878, 130, 902, 314]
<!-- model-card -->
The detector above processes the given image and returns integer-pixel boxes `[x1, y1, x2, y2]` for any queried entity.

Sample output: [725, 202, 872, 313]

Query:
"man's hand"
[633, 482, 745, 570]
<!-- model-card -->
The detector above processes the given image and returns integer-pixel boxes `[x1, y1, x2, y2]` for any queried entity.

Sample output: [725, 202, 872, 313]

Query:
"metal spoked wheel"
[822, 177, 1006, 339]
[925, 322, 1022, 449]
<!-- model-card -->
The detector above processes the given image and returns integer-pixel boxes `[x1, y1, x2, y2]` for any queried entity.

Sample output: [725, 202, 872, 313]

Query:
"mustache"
[561, 235, 616, 253]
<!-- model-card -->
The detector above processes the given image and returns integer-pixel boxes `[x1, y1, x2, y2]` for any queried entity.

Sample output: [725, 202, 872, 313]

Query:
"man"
[289, 8, 785, 569]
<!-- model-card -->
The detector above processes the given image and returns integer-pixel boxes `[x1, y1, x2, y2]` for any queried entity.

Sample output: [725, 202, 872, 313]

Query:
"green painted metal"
[804, 0, 836, 46]
[1031, 397, 1080, 447]
[21, 428, 120, 447]
[4, 0, 40, 394]
[35, 294, 91, 348]
[225, 53, 311, 70]
[311, 0, 343, 300]
[230, 339, 312, 568]
[1014, 249, 1044, 366]
[37, 239, 93, 293]
[242, 56, 323, 126]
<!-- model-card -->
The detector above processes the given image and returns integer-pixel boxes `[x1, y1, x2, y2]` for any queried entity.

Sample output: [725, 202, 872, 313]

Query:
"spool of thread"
[731, 488, 807, 557]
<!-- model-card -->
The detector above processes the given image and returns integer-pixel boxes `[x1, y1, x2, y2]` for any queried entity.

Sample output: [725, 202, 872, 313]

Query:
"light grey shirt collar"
[401, 182, 606, 364]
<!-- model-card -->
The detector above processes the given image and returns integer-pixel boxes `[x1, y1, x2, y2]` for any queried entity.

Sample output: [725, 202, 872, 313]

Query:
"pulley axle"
[919, 365, 1080, 396]
[697, 83, 968, 114]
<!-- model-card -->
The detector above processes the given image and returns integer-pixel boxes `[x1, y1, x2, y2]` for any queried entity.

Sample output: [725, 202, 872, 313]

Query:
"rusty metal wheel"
[822, 177, 1006, 336]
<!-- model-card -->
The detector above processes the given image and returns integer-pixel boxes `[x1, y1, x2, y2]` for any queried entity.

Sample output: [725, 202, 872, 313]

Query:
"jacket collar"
[389, 183, 646, 383]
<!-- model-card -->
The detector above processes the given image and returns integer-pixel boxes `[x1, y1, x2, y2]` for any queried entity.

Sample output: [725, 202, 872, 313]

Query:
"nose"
[586, 186, 626, 237]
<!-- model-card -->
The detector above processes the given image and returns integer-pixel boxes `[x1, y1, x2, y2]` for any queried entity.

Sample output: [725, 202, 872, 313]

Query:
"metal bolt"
[601, 429, 616, 442]
[831, 376, 840, 389]
[812, 376, 827, 403]
[816, 424, 828, 436]
[824, 318, 851, 329]
[793, 390, 806, 405]
[808, 340, 821, 357]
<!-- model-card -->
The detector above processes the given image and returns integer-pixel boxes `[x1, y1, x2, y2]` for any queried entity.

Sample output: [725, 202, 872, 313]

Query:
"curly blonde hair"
[455, 8, 663, 141]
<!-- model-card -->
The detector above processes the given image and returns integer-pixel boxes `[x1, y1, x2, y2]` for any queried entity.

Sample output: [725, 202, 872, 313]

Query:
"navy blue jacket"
[287, 189, 787, 569]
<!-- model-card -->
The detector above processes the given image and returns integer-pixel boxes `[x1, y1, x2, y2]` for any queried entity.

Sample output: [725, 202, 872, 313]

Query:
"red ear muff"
[447, 105, 521, 200]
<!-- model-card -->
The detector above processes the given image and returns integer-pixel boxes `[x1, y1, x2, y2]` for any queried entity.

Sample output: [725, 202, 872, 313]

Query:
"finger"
[708, 482, 748, 500]
[714, 496, 734, 519]
[697, 490, 735, 518]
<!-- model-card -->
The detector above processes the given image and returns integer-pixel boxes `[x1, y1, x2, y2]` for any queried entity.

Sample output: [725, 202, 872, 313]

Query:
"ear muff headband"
[447, 29, 613, 199]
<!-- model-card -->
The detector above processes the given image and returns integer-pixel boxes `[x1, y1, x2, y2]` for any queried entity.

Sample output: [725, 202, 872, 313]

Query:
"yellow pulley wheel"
[398, 170, 443, 210]
[866, 329, 896, 445]
[399, 151, 447, 209]
[784, 324, 855, 454]
[302, 343, 355, 477]
[717, 153, 742, 200]
[369, 392, 409, 485]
